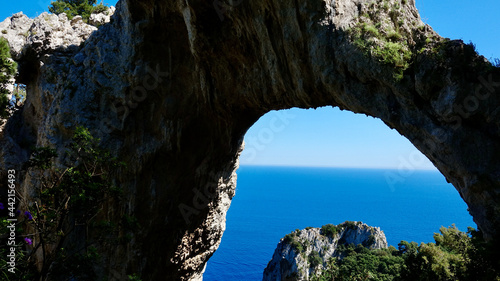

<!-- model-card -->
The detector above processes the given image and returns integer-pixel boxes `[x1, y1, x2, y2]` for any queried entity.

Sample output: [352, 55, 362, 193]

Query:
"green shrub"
[284, 233, 304, 253]
[0, 127, 125, 279]
[284, 233, 295, 244]
[321, 224, 339, 238]
[363, 23, 380, 37]
[387, 30, 403, 42]
[376, 42, 410, 67]
[308, 251, 323, 268]
[371, 41, 411, 80]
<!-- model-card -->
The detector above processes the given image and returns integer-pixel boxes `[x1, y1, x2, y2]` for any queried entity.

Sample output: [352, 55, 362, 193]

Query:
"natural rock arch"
[1, 0, 499, 280]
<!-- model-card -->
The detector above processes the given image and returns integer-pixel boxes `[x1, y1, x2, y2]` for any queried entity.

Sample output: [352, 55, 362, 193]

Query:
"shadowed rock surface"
[1, 0, 499, 280]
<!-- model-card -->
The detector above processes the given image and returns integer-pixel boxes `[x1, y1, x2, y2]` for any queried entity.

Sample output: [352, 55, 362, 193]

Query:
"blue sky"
[1, 1, 498, 169]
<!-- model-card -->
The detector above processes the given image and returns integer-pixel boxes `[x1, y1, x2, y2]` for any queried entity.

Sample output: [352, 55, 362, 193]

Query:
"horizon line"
[238, 163, 439, 171]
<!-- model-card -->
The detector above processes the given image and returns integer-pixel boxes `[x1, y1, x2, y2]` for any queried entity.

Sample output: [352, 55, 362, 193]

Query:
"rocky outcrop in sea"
[263, 222, 388, 281]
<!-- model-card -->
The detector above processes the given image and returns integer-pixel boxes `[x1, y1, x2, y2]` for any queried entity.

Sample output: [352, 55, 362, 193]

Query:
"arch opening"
[204, 107, 475, 280]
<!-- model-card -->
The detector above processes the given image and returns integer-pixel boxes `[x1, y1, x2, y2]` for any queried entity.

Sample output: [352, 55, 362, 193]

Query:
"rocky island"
[263, 221, 387, 281]
[264, 222, 499, 281]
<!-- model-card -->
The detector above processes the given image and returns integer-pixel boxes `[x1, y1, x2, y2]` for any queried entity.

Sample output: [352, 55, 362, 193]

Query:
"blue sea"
[203, 166, 475, 281]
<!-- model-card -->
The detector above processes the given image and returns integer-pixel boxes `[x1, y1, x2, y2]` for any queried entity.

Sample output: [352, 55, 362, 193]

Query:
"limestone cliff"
[0, 7, 114, 64]
[263, 222, 388, 281]
[0, 8, 114, 132]
[0, 0, 499, 280]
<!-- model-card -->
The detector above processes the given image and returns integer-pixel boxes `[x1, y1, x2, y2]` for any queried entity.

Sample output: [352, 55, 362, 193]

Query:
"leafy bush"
[0, 127, 125, 280]
[308, 251, 323, 268]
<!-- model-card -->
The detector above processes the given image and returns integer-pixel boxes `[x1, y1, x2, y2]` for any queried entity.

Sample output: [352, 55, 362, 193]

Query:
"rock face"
[89, 6, 116, 26]
[0, 9, 114, 61]
[263, 222, 387, 281]
[1, 0, 500, 280]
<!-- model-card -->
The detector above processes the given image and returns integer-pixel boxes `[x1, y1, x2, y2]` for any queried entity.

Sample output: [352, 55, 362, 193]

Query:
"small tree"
[49, 0, 109, 22]
[0, 37, 17, 118]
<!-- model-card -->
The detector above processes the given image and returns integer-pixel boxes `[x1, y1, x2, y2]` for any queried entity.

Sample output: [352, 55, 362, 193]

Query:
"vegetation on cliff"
[348, 0, 500, 83]
[347, 0, 417, 81]
[284, 231, 305, 253]
[312, 225, 499, 281]
[49, 0, 109, 21]
[321, 224, 340, 238]
[312, 245, 403, 281]
[0, 127, 139, 280]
